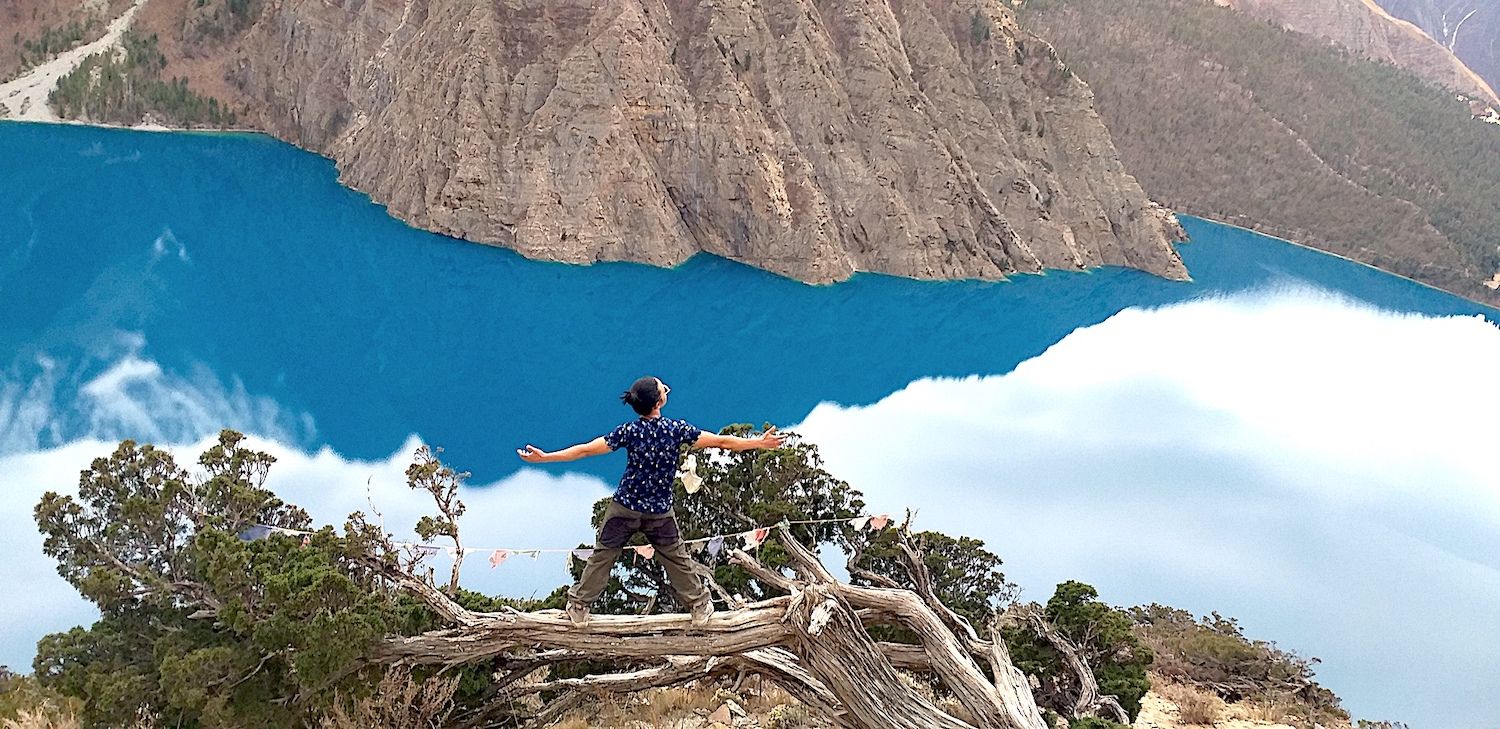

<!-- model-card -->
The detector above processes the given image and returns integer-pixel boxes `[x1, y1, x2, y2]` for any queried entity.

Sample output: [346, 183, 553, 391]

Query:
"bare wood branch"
[359, 554, 480, 627]
[774, 525, 1025, 728]
[895, 527, 981, 644]
[691, 559, 746, 609]
[497, 655, 716, 701]
[729, 548, 797, 593]
[986, 617, 1051, 729]
[845, 532, 905, 590]
[522, 690, 586, 729]
[734, 648, 849, 724]
[358, 520, 1053, 729]
[375, 599, 797, 666]
[786, 584, 975, 728]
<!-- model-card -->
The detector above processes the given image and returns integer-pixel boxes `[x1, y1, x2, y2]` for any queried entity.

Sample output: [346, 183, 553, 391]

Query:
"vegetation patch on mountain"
[49, 31, 236, 127]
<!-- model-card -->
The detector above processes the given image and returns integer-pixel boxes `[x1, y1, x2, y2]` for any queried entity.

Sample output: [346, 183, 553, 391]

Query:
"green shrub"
[1069, 717, 1130, 729]
[1004, 582, 1153, 720]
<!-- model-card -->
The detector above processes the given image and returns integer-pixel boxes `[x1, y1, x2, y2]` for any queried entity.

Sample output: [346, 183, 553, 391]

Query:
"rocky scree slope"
[130, 0, 1187, 284]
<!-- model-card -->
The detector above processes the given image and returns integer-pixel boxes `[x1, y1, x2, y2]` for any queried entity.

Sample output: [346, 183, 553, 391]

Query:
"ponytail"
[622, 376, 662, 416]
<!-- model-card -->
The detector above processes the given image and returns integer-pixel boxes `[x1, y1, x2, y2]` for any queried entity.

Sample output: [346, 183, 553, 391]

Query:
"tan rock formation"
[133, 0, 1187, 284]
[1217, 0, 1500, 104]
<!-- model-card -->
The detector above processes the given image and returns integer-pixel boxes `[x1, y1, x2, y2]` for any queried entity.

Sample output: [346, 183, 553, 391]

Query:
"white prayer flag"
[679, 454, 703, 494]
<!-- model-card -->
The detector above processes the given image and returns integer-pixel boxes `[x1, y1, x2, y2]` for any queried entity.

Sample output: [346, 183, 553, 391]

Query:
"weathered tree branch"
[767, 527, 1037, 729]
[363, 525, 1055, 728]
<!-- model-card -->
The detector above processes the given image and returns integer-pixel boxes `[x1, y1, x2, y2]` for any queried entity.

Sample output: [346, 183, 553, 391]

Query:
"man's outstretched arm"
[694, 426, 786, 452]
[517, 437, 610, 464]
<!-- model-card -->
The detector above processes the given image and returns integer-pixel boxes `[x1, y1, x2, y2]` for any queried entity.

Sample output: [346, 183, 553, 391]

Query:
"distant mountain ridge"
[1372, 0, 1500, 94]
[1218, 0, 1499, 103]
[1020, 0, 1500, 306]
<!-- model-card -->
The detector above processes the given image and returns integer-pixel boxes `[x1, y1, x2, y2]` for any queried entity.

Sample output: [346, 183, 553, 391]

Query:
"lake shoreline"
[1, 116, 1496, 311]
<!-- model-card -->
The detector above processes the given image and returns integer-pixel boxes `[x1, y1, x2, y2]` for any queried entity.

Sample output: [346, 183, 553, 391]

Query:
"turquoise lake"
[2, 120, 1498, 727]
[1, 120, 1492, 473]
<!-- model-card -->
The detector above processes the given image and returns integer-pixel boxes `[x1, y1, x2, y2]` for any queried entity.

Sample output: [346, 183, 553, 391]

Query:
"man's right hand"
[757, 427, 787, 449]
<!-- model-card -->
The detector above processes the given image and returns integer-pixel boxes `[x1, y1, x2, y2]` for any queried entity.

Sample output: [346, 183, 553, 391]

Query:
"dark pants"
[567, 500, 709, 608]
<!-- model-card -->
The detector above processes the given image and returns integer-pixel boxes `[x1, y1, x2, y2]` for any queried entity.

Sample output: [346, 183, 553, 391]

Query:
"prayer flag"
[237, 525, 273, 542]
[679, 454, 703, 494]
[571, 549, 594, 564]
[489, 549, 509, 569]
[754, 527, 770, 544]
[635, 544, 655, 560]
[707, 535, 725, 557]
[870, 515, 890, 530]
[445, 546, 458, 559]
[411, 545, 440, 558]
[849, 516, 871, 531]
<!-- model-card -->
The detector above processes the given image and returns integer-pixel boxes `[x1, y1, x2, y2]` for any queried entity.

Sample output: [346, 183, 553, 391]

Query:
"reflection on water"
[0, 120, 1493, 483]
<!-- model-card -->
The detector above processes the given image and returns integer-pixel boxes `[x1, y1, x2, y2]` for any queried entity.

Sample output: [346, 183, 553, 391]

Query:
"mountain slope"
[1218, 0, 1498, 104]
[1372, 0, 1500, 94]
[1020, 0, 1500, 305]
[108, 0, 1189, 284]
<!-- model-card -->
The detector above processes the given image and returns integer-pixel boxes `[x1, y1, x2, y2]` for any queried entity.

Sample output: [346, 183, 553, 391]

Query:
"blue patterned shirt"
[604, 417, 703, 513]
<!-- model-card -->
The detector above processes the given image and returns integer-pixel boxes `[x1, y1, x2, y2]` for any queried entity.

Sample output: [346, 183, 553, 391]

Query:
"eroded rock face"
[163, 0, 1188, 283]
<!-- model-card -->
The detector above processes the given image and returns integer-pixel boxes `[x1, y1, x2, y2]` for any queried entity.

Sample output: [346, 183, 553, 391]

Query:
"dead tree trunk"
[369, 524, 1053, 729]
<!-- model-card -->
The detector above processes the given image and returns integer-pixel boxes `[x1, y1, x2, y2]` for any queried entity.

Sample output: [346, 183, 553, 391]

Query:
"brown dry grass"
[317, 667, 459, 729]
[1157, 680, 1226, 726]
[1235, 695, 1297, 723]
[2, 709, 80, 729]
[545, 679, 832, 728]
[642, 686, 719, 724]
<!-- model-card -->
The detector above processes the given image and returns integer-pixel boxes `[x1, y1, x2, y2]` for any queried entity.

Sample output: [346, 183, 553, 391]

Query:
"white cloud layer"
[794, 287, 1500, 727]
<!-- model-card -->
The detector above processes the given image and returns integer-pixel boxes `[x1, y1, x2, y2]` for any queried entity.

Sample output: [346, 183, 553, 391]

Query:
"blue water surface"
[0, 120, 1493, 482]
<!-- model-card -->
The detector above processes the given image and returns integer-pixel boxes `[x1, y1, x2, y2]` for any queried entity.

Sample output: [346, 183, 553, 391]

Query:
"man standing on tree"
[517, 376, 785, 627]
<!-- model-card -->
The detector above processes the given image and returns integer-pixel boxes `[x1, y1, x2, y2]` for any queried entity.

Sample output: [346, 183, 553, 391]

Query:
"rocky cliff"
[1218, 0, 1499, 104]
[128, 0, 1187, 284]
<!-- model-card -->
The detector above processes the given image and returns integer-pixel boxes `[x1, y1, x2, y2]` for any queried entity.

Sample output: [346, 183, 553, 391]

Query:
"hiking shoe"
[690, 600, 715, 627]
[565, 601, 590, 627]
